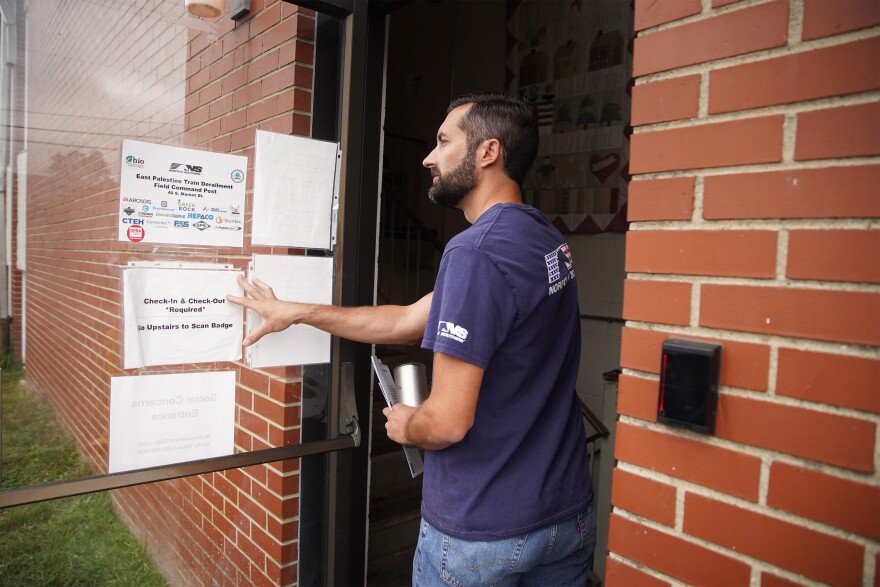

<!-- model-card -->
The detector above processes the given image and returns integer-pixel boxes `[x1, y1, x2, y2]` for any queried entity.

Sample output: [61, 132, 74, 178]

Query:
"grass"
[0, 361, 168, 586]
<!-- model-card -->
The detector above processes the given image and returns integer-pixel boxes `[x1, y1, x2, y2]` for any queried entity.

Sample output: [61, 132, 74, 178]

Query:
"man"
[228, 93, 595, 586]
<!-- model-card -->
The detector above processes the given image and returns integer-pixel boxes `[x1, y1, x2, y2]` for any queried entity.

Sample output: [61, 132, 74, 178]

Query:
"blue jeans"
[412, 504, 596, 587]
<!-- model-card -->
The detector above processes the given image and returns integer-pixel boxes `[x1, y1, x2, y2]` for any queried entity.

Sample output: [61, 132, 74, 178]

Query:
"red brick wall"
[611, 1, 880, 585]
[19, 2, 316, 585]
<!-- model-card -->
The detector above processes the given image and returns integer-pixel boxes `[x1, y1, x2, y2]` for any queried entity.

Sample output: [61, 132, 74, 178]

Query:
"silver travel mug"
[393, 363, 429, 406]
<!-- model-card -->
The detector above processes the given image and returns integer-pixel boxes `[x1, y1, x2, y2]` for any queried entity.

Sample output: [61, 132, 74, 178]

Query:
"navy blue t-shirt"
[421, 202, 593, 540]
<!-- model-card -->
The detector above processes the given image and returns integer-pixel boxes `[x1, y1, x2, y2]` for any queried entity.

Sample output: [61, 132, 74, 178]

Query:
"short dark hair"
[447, 92, 538, 185]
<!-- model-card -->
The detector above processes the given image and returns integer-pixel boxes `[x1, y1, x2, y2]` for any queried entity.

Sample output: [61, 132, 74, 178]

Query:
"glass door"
[0, 1, 391, 584]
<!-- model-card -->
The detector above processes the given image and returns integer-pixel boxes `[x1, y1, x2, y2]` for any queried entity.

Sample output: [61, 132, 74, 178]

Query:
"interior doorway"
[368, 1, 633, 584]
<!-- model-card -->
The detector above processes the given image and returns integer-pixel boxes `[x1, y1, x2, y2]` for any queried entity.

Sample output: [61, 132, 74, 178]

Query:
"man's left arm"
[383, 352, 482, 450]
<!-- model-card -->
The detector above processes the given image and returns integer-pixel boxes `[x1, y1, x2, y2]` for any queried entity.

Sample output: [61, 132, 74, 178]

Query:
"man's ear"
[478, 138, 502, 168]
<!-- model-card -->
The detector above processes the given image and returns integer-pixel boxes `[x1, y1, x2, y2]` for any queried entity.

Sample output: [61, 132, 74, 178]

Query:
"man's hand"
[226, 275, 301, 346]
[382, 404, 418, 445]
[382, 353, 483, 450]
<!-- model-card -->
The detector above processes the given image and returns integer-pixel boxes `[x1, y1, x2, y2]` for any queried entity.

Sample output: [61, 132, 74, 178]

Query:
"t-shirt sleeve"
[424, 246, 518, 369]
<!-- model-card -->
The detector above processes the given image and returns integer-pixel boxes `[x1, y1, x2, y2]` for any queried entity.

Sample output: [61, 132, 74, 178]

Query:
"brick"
[620, 326, 770, 391]
[291, 112, 311, 136]
[293, 63, 314, 90]
[293, 13, 316, 41]
[627, 177, 695, 221]
[224, 535, 253, 575]
[188, 66, 210, 93]
[209, 52, 235, 83]
[617, 373, 660, 422]
[266, 517, 298, 543]
[632, 75, 701, 125]
[260, 112, 296, 135]
[768, 462, 880, 539]
[623, 279, 692, 325]
[257, 489, 298, 520]
[262, 17, 298, 52]
[280, 39, 315, 67]
[249, 2, 282, 37]
[608, 514, 751, 586]
[239, 409, 270, 440]
[247, 96, 279, 124]
[684, 493, 865, 585]
[261, 67, 296, 98]
[614, 422, 762, 500]
[222, 23, 250, 55]
[239, 366, 270, 394]
[715, 394, 876, 471]
[199, 80, 222, 107]
[248, 48, 281, 82]
[189, 104, 210, 128]
[633, 0, 789, 76]
[226, 467, 252, 494]
[709, 37, 880, 113]
[243, 464, 268, 487]
[761, 572, 807, 587]
[777, 348, 880, 414]
[626, 230, 777, 278]
[605, 557, 671, 587]
[803, 0, 880, 40]
[254, 394, 298, 427]
[796, 101, 880, 161]
[197, 118, 221, 145]
[212, 474, 238, 504]
[611, 469, 677, 526]
[251, 525, 296, 564]
[700, 284, 880, 345]
[277, 87, 312, 113]
[238, 492, 268, 528]
[266, 469, 300, 496]
[209, 94, 233, 120]
[703, 165, 880, 219]
[268, 378, 302, 403]
[634, 0, 701, 31]
[221, 67, 249, 96]
[220, 109, 247, 134]
[232, 82, 262, 110]
[631, 116, 783, 173]
[185, 55, 201, 80]
[787, 229, 880, 283]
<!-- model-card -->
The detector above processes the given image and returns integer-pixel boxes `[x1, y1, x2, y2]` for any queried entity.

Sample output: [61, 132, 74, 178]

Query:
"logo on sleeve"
[545, 243, 575, 296]
[437, 321, 469, 343]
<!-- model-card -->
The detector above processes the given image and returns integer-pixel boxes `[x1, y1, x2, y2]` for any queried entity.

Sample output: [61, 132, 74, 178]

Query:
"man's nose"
[422, 149, 436, 169]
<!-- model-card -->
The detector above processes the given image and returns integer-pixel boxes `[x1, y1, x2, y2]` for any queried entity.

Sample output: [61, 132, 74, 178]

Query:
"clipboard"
[371, 355, 424, 477]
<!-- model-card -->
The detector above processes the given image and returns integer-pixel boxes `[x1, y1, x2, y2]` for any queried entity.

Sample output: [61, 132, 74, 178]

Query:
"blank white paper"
[252, 130, 340, 249]
[247, 254, 334, 368]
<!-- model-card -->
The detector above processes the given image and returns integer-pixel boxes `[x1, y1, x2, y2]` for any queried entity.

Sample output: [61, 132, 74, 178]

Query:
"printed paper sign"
[118, 139, 247, 247]
[123, 264, 243, 369]
[108, 371, 235, 473]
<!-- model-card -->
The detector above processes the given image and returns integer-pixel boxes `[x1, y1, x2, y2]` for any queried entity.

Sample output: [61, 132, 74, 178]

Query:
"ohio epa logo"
[231, 169, 244, 183]
[125, 155, 144, 168]
[437, 321, 468, 344]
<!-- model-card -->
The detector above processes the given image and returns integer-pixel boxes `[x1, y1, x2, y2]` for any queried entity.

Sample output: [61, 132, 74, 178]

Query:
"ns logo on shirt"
[437, 321, 468, 343]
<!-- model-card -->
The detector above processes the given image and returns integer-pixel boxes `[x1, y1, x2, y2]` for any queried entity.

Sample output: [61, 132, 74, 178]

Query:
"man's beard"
[428, 150, 477, 209]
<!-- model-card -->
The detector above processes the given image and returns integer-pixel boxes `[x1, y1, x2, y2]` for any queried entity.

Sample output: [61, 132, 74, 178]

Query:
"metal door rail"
[0, 424, 360, 509]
